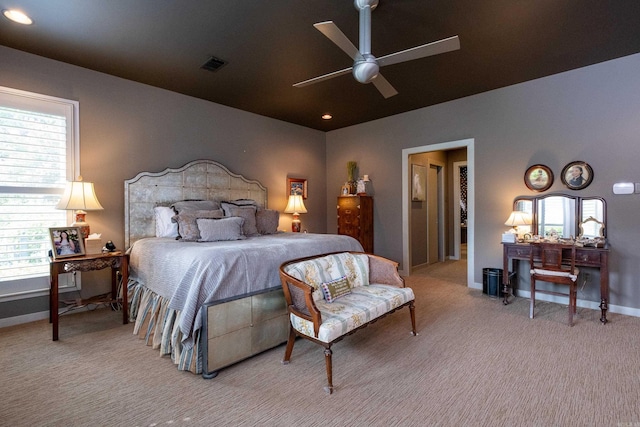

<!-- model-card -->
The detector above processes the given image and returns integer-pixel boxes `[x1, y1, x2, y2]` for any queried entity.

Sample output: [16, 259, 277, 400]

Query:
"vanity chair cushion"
[530, 267, 579, 282]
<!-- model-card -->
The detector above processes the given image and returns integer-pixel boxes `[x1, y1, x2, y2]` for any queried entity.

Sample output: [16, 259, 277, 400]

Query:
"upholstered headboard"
[124, 159, 267, 249]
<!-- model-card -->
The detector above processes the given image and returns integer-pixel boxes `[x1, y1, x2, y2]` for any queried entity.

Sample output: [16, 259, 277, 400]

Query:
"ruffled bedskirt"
[128, 279, 202, 374]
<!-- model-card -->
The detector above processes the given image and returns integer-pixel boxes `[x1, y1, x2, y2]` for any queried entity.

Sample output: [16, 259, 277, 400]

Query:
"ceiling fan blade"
[371, 73, 398, 98]
[293, 67, 353, 88]
[314, 21, 363, 61]
[377, 35, 460, 67]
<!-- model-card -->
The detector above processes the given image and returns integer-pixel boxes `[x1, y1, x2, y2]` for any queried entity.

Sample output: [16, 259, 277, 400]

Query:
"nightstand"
[49, 251, 129, 341]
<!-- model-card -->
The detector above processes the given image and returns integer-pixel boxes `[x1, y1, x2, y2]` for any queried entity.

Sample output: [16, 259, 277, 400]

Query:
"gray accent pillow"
[172, 209, 224, 241]
[171, 200, 220, 214]
[256, 209, 279, 235]
[220, 202, 258, 236]
[197, 217, 246, 242]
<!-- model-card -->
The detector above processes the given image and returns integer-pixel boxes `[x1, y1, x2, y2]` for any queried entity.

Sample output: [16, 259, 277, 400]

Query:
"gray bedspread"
[128, 232, 363, 347]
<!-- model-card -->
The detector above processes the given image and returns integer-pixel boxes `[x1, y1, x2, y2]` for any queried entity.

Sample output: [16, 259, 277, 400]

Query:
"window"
[0, 86, 79, 299]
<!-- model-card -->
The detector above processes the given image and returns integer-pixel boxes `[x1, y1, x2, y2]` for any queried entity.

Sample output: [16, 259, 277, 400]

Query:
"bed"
[124, 159, 364, 377]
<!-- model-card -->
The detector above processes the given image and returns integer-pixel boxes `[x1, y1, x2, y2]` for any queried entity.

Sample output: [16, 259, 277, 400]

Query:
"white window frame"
[0, 86, 81, 301]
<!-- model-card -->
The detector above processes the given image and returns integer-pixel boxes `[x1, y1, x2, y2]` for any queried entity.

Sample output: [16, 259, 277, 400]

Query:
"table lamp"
[284, 194, 307, 232]
[504, 210, 532, 238]
[55, 177, 104, 238]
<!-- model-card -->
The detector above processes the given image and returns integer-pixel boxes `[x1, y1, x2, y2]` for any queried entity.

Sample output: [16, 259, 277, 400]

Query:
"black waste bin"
[483, 268, 503, 297]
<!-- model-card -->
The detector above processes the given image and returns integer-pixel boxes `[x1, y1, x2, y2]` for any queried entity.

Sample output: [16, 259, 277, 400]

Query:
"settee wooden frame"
[279, 251, 416, 394]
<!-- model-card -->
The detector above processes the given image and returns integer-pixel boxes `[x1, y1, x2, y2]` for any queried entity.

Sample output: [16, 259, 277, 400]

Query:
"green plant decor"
[347, 161, 357, 182]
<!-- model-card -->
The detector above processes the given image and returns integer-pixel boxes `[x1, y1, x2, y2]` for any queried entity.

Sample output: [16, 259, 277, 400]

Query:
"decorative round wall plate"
[524, 164, 553, 192]
[561, 161, 593, 190]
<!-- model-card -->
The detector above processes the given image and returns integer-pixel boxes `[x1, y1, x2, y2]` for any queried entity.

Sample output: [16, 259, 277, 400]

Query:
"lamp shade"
[284, 195, 307, 214]
[504, 211, 532, 227]
[55, 181, 104, 211]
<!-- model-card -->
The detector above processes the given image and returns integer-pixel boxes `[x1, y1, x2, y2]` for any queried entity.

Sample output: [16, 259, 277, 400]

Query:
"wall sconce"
[504, 210, 532, 241]
[284, 194, 307, 232]
[612, 182, 639, 194]
[55, 177, 104, 238]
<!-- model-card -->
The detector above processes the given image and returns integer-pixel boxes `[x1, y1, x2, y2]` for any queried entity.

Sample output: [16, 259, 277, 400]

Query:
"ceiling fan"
[293, 0, 460, 98]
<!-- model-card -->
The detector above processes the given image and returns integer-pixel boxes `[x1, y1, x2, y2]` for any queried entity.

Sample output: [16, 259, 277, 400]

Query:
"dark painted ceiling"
[2, 1, 640, 131]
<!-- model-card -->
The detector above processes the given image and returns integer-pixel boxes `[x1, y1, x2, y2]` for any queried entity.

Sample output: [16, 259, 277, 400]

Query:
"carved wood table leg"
[599, 298, 608, 324]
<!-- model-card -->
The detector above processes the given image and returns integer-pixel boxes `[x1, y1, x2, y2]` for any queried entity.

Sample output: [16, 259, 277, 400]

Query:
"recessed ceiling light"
[2, 9, 33, 25]
[321, 114, 332, 120]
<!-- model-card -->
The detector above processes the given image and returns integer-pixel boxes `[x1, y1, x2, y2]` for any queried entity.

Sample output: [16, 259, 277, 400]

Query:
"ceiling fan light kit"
[293, 0, 460, 98]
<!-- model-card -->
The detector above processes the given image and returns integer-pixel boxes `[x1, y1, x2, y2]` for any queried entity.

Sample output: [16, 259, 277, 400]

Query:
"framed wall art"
[561, 161, 593, 190]
[49, 227, 85, 259]
[411, 164, 427, 201]
[287, 177, 308, 199]
[524, 164, 554, 192]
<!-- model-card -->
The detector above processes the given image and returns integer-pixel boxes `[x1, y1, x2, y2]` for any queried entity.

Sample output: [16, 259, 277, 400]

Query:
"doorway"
[408, 157, 445, 269]
[427, 160, 445, 264]
[401, 138, 476, 289]
[452, 161, 468, 261]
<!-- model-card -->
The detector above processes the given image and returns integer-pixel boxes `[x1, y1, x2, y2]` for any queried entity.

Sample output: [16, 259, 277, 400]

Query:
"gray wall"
[2, 44, 640, 319]
[0, 46, 326, 320]
[326, 53, 640, 311]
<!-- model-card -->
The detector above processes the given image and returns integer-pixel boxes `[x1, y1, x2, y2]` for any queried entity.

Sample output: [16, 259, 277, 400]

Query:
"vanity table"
[502, 242, 610, 323]
[503, 193, 610, 323]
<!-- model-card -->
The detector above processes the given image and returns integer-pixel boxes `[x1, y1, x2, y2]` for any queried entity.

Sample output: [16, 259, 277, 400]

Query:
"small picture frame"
[49, 227, 85, 259]
[411, 164, 427, 201]
[561, 161, 593, 190]
[287, 178, 308, 199]
[524, 164, 554, 192]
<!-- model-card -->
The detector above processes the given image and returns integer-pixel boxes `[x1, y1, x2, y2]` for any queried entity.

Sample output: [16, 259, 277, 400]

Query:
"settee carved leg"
[282, 326, 296, 364]
[409, 301, 417, 336]
[324, 347, 333, 394]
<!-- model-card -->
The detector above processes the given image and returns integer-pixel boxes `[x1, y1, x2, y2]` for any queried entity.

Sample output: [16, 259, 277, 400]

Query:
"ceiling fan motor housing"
[353, 55, 380, 83]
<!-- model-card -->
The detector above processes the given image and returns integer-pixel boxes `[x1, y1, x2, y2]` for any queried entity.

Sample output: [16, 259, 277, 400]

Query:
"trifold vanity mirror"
[513, 193, 606, 240]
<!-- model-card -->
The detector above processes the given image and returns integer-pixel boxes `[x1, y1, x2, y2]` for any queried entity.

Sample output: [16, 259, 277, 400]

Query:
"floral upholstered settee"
[279, 251, 416, 393]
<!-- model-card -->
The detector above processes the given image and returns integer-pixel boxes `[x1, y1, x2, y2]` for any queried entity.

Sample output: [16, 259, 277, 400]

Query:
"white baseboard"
[0, 310, 49, 328]
[0, 305, 101, 329]
[515, 290, 640, 318]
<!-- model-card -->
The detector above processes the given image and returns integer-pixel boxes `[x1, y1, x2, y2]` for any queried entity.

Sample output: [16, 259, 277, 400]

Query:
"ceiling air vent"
[201, 56, 227, 72]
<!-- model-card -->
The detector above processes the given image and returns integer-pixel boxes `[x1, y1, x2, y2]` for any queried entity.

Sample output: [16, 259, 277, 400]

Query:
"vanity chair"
[529, 243, 579, 326]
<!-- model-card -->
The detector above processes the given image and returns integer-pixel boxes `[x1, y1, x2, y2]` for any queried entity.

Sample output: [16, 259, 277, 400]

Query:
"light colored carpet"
[1, 263, 639, 427]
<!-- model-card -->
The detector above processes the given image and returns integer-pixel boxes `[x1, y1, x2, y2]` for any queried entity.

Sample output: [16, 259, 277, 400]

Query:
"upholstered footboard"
[200, 287, 289, 378]
[129, 280, 289, 376]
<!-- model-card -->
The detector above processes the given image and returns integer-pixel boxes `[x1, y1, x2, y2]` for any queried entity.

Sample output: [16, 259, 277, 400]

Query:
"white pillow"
[154, 206, 178, 238]
[197, 217, 246, 242]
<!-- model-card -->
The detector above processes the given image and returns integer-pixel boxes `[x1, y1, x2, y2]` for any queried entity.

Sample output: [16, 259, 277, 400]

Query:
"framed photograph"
[49, 227, 85, 259]
[287, 177, 307, 199]
[411, 164, 427, 201]
[561, 161, 593, 190]
[524, 164, 554, 192]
